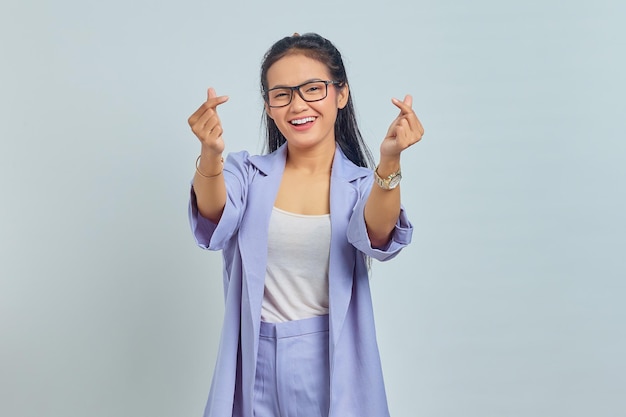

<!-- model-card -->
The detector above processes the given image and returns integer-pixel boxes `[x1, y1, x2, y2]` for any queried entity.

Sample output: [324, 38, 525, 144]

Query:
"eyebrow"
[268, 78, 326, 90]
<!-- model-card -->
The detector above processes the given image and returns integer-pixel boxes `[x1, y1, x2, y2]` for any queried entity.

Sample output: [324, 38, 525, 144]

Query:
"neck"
[285, 142, 335, 174]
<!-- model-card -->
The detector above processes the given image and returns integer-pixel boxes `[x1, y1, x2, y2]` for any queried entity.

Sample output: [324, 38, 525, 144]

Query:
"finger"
[394, 95, 423, 135]
[415, 115, 424, 136]
[189, 98, 217, 126]
[188, 94, 229, 127]
[406, 108, 424, 136]
[194, 124, 221, 144]
[402, 112, 424, 137]
[188, 102, 211, 126]
[195, 104, 220, 128]
[194, 114, 221, 140]
[189, 105, 215, 127]
[391, 96, 413, 115]
[400, 96, 422, 134]
[207, 87, 229, 108]
[397, 119, 420, 148]
[391, 98, 418, 135]
[211, 123, 223, 138]
[389, 117, 407, 140]
[206, 95, 229, 110]
[398, 118, 411, 142]
[397, 123, 405, 138]
[204, 114, 221, 136]
[190, 105, 216, 133]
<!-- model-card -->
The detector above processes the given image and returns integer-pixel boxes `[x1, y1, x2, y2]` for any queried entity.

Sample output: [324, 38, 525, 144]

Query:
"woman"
[188, 33, 424, 417]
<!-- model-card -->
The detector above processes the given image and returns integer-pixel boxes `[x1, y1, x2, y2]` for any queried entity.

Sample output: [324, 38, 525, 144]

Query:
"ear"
[264, 102, 274, 120]
[337, 83, 350, 109]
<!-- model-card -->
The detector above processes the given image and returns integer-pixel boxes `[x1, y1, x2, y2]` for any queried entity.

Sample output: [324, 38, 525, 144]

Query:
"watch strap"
[374, 165, 402, 190]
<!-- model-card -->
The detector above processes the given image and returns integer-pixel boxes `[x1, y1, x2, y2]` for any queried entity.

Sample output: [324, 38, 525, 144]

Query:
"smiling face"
[264, 53, 349, 153]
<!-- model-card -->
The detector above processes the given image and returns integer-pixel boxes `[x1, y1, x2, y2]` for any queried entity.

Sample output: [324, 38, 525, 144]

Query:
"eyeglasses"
[264, 80, 340, 108]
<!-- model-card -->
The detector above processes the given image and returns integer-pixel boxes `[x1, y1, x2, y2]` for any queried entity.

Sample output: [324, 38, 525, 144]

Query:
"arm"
[188, 87, 229, 223]
[364, 95, 424, 248]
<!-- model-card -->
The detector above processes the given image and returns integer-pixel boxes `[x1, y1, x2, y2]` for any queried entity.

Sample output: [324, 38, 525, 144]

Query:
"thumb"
[403, 94, 413, 107]
[207, 87, 217, 100]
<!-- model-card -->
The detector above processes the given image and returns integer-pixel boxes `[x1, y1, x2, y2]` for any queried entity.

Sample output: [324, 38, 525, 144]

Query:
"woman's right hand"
[188, 87, 229, 155]
[188, 88, 229, 223]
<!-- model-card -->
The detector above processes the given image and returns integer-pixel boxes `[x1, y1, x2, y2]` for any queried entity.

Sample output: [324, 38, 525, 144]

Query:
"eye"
[271, 90, 290, 99]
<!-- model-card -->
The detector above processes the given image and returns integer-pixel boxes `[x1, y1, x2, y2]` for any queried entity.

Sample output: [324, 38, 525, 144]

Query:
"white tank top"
[261, 207, 331, 323]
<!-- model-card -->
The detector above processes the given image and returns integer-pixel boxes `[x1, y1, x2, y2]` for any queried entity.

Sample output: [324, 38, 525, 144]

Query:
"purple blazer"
[189, 143, 413, 417]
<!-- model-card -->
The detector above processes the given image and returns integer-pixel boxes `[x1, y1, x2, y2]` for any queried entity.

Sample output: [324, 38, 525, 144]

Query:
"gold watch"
[374, 165, 402, 190]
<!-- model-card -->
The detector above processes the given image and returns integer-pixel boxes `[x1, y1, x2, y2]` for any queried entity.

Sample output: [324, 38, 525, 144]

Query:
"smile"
[290, 116, 316, 125]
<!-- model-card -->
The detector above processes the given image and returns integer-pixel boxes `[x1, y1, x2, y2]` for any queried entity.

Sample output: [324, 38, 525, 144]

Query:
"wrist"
[196, 153, 224, 178]
[376, 156, 401, 178]
[199, 144, 223, 161]
[374, 159, 402, 190]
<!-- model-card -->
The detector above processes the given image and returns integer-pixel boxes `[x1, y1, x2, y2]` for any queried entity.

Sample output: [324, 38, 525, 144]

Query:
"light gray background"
[2, 0, 625, 416]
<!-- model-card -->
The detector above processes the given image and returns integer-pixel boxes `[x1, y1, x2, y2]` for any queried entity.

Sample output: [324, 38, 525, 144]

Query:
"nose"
[289, 89, 309, 111]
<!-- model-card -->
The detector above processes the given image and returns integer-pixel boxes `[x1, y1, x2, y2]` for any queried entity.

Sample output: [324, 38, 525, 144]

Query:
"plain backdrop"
[1, 0, 625, 416]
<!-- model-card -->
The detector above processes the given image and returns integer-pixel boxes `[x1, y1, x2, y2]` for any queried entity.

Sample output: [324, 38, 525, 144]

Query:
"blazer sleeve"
[188, 151, 250, 251]
[347, 173, 413, 261]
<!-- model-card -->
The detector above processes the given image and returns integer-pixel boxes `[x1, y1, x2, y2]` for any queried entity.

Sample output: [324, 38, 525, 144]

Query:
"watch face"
[374, 166, 402, 190]
[388, 173, 402, 189]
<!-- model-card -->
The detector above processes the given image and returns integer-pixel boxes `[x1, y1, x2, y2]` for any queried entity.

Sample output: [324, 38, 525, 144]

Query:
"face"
[265, 53, 349, 152]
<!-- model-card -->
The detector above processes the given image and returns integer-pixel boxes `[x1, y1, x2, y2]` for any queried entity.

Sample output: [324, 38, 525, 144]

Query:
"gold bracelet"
[196, 155, 224, 178]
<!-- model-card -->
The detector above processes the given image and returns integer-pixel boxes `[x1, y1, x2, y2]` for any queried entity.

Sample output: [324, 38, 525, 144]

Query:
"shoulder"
[222, 150, 253, 182]
[224, 150, 251, 166]
[223, 146, 287, 184]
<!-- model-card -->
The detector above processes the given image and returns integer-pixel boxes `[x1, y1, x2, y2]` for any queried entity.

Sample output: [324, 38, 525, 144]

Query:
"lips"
[289, 116, 316, 125]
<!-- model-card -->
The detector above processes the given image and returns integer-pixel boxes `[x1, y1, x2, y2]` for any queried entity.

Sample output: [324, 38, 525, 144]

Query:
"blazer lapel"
[240, 144, 287, 334]
[328, 146, 370, 350]
[237, 144, 287, 411]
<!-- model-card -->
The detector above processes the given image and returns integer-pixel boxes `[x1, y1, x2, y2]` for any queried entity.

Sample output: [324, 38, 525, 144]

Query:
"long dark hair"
[260, 33, 374, 168]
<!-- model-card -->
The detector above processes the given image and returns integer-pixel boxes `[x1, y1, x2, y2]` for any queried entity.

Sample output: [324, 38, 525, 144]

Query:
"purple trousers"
[254, 315, 330, 417]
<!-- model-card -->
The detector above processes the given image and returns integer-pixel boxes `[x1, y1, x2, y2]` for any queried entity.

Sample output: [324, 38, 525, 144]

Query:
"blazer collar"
[248, 144, 287, 176]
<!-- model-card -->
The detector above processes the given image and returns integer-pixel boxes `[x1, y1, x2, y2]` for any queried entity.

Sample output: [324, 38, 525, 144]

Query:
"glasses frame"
[264, 80, 341, 108]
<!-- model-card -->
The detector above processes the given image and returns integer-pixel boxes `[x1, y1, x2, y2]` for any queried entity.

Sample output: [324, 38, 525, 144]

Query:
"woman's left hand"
[380, 95, 424, 159]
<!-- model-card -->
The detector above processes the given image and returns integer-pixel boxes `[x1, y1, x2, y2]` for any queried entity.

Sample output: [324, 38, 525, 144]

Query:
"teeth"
[290, 117, 316, 125]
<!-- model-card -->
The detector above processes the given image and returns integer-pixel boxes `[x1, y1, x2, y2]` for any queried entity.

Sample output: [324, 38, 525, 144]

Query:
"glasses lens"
[299, 81, 328, 102]
[268, 88, 292, 107]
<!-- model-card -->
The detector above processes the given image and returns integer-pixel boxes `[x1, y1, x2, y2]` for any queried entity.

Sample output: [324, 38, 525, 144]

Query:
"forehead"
[266, 53, 331, 88]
